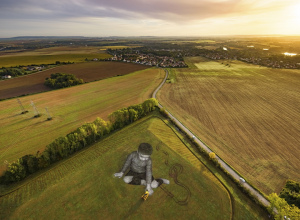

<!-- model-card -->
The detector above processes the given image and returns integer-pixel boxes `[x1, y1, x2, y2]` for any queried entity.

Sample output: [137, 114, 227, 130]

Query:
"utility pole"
[30, 100, 40, 117]
[17, 99, 28, 114]
[45, 107, 52, 120]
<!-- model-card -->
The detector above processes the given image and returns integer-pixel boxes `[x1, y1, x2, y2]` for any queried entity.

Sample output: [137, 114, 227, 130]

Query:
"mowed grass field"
[0, 115, 267, 219]
[0, 53, 111, 68]
[0, 68, 164, 174]
[0, 45, 140, 68]
[157, 57, 300, 195]
[0, 62, 150, 99]
[0, 45, 138, 57]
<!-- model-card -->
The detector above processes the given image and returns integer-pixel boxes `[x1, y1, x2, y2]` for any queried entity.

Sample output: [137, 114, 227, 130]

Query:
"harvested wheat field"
[0, 62, 150, 99]
[157, 56, 300, 195]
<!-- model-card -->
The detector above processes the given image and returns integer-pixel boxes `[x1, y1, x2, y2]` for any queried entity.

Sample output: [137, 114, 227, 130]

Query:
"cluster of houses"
[107, 54, 187, 68]
[1, 65, 47, 80]
[26, 66, 45, 71]
[238, 57, 300, 69]
[1, 75, 11, 79]
[204, 52, 300, 69]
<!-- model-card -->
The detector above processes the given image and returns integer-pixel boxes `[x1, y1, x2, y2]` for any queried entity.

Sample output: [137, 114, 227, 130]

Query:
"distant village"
[1, 65, 47, 80]
[105, 53, 187, 68]
[203, 51, 300, 69]
[2, 46, 299, 81]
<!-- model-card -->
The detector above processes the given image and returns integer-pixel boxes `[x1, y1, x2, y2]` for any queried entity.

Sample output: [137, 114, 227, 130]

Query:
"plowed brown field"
[157, 57, 300, 194]
[0, 62, 149, 99]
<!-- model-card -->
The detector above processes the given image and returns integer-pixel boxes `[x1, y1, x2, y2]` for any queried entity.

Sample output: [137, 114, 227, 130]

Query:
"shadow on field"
[0, 113, 22, 121]
[123, 199, 144, 219]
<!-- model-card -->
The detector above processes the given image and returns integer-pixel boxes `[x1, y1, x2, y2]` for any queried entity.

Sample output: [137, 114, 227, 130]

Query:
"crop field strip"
[0, 53, 112, 68]
[158, 57, 300, 195]
[0, 61, 150, 99]
[0, 116, 234, 219]
[0, 45, 138, 57]
[0, 68, 163, 172]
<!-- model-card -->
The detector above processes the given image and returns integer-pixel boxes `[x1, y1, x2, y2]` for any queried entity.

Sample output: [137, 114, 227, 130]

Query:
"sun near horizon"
[0, 0, 300, 37]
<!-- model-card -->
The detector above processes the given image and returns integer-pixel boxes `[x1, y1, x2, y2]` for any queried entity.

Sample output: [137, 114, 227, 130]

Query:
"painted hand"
[146, 185, 154, 195]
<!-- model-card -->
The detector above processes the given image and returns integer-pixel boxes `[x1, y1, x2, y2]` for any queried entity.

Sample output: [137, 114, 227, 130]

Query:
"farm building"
[2, 75, 11, 79]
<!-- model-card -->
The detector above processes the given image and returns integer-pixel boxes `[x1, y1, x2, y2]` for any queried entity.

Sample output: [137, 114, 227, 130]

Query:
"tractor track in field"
[155, 143, 191, 206]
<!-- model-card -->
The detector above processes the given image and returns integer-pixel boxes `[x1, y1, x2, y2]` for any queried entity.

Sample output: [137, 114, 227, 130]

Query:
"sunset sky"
[0, 0, 300, 38]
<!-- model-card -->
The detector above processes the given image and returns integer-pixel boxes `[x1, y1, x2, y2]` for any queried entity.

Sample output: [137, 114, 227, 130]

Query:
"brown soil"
[0, 62, 149, 100]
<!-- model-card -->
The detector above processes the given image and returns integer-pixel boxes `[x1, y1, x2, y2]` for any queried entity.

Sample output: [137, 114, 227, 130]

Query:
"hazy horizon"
[1, 0, 300, 38]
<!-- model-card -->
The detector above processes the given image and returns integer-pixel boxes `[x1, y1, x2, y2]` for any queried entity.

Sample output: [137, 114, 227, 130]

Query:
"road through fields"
[153, 69, 271, 208]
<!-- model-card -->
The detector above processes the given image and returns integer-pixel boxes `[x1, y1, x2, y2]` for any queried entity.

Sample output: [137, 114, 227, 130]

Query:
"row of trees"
[0, 68, 26, 77]
[268, 193, 300, 220]
[44, 73, 84, 89]
[279, 180, 300, 209]
[0, 98, 158, 184]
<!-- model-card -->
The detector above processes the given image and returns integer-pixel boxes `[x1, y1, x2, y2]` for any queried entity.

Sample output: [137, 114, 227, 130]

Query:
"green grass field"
[0, 68, 164, 173]
[157, 57, 300, 195]
[0, 54, 111, 68]
[0, 114, 268, 219]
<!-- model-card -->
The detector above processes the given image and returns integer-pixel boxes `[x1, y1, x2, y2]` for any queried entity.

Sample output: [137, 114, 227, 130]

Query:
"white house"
[2, 75, 11, 79]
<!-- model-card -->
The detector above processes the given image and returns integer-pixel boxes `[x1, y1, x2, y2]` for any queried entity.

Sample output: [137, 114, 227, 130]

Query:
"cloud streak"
[0, 0, 299, 37]
[0, 0, 293, 22]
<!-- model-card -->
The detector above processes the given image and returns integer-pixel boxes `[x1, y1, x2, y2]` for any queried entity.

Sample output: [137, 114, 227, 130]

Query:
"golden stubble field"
[157, 57, 300, 195]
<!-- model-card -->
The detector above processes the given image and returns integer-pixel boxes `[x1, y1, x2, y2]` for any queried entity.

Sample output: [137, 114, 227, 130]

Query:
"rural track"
[152, 68, 271, 208]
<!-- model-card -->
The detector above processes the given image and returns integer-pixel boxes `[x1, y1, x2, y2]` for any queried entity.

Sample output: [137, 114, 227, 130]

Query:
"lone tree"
[209, 152, 216, 159]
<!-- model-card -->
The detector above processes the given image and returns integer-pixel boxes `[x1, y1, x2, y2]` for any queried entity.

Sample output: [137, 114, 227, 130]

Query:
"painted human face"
[138, 152, 150, 161]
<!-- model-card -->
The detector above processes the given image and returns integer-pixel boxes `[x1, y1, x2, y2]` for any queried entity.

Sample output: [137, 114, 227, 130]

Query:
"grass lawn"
[0, 114, 268, 219]
[157, 57, 300, 195]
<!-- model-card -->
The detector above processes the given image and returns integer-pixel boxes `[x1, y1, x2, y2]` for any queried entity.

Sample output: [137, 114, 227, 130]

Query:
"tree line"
[279, 180, 300, 209]
[268, 192, 300, 220]
[44, 73, 84, 89]
[0, 68, 26, 77]
[0, 98, 158, 184]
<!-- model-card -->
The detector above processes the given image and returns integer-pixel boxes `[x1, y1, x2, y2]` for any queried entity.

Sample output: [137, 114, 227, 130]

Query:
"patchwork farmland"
[0, 68, 164, 174]
[157, 57, 300, 195]
[0, 62, 150, 100]
[0, 42, 284, 218]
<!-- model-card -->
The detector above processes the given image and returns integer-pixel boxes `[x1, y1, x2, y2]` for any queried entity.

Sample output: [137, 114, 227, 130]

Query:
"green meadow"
[0, 114, 268, 219]
[0, 54, 111, 68]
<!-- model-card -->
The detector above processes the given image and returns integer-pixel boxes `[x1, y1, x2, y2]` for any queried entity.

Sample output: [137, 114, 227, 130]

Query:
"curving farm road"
[152, 68, 271, 208]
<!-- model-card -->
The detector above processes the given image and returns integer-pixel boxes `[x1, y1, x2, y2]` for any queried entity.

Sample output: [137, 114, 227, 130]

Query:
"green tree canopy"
[44, 73, 84, 89]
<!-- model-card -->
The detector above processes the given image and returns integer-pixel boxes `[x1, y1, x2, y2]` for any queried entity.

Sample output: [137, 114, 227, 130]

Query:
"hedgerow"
[0, 98, 158, 184]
